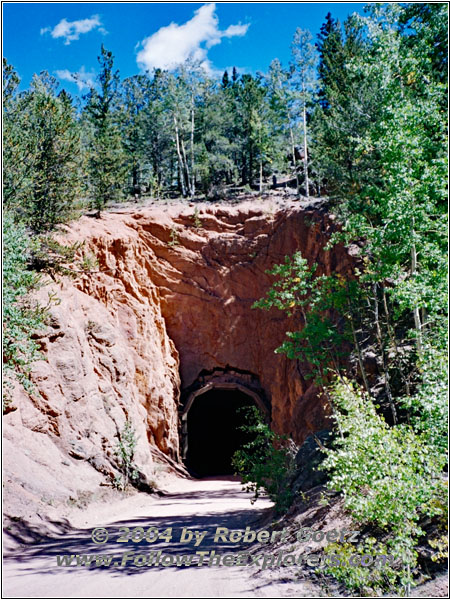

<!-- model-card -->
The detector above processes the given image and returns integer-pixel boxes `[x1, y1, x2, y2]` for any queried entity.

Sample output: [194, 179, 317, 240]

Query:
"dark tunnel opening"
[185, 389, 259, 477]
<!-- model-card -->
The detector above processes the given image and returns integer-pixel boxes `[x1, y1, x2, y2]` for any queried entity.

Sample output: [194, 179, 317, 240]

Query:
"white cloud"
[136, 3, 249, 73]
[41, 15, 106, 45]
[55, 66, 96, 91]
[223, 24, 249, 38]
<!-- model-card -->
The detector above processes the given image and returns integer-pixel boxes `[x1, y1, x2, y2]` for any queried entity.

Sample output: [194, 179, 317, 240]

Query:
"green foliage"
[321, 380, 447, 594]
[402, 345, 448, 450]
[3, 59, 33, 210]
[3, 213, 45, 402]
[29, 236, 83, 278]
[321, 539, 399, 595]
[253, 252, 353, 385]
[114, 420, 139, 491]
[312, 4, 447, 354]
[26, 80, 82, 232]
[252, 6, 447, 594]
[192, 207, 203, 229]
[2, 19, 448, 594]
[117, 74, 151, 196]
[84, 45, 127, 210]
[80, 252, 100, 273]
[168, 227, 179, 247]
[3, 69, 82, 232]
[231, 406, 297, 514]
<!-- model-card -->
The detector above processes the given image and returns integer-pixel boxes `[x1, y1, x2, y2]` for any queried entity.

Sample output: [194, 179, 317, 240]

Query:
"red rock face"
[4, 199, 353, 512]
[70, 200, 351, 446]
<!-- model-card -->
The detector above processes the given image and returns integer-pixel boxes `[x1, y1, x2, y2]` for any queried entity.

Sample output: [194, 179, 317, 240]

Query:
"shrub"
[168, 227, 179, 246]
[321, 539, 400, 595]
[232, 406, 297, 514]
[114, 420, 139, 491]
[3, 213, 45, 405]
[192, 207, 203, 229]
[321, 379, 447, 594]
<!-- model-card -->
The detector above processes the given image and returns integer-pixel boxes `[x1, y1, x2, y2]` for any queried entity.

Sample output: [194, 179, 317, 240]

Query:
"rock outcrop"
[4, 198, 352, 521]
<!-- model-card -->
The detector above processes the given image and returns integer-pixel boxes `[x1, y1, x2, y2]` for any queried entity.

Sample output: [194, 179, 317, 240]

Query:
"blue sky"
[3, 2, 367, 94]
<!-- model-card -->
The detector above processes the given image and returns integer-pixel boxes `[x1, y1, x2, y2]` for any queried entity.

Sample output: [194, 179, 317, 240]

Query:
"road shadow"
[4, 477, 274, 578]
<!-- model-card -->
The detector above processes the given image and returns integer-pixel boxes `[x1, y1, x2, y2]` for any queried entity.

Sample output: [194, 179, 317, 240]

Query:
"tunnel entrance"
[185, 388, 259, 477]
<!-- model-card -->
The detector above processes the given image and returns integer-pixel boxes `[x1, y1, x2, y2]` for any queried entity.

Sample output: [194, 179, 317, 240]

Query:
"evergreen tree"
[164, 70, 192, 197]
[315, 12, 344, 109]
[254, 8, 448, 592]
[264, 60, 292, 180]
[85, 45, 127, 211]
[142, 69, 173, 195]
[4, 69, 81, 231]
[196, 78, 238, 194]
[117, 74, 150, 197]
[3, 60, 33, 211]
[310, 14, 376, 198]
[221, 69, 230, 89]
[235, 74, 267, 186]
[27, 76, 82, 231]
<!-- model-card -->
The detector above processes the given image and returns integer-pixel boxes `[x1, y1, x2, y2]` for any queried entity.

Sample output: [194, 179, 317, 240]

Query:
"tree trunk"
[180, 139, 191, 196]
[173, 115, 186, 197]
[190, 93, 195, 199]
[372, 283, 397, 425]
[259, 160, 263, 194]
[382, 287, 411, 396]
[410, 229, 423, 357]
[302, 97, 309, 198]
[348, 305, 371, 395]
[290, 127, 300, 194]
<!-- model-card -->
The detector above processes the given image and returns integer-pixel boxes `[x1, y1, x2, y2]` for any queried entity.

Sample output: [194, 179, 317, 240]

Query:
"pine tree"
[310, 14, 375, 199]
[85, 45, 127, 212]
[28, 78, 82, 231]
[117, 74, 150, 197]
[142, 69, 173, 196]
[315, 13, 344, 109]
[221, 70, 230, 89]
[264, 60, 292, 179]
[195, 77, 237, 194]
[235, 74, 267, 186]
[3, 59, 33, 211]
[164, 71, 192, 197]
[4, 69, 82, 231]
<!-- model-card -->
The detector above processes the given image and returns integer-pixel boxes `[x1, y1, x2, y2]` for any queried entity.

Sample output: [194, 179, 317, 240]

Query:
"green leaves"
[114, 420, 139, 491]
[84, 46, 127, 210]
[321, 380, 447, 592]
[231, 406, 296, 514]
[253, 6, 448, 593]
[4, 70, 82, 232]
[253, 251, 353, 383]
[3, 213, 45, 400]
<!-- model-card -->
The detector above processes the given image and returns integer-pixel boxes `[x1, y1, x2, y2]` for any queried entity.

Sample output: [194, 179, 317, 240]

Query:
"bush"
[3, 213, 45, 405]
[114, 420, 139, 491]
[321, 379, 447, 594]
[232, 406, 297, 514]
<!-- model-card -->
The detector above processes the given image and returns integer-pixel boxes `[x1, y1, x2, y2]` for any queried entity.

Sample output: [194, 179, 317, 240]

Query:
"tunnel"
[184, 387, 261, 477]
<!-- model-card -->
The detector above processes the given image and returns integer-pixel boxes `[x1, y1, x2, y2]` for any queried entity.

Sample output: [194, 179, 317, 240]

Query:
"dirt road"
[3, 476, 319, 598]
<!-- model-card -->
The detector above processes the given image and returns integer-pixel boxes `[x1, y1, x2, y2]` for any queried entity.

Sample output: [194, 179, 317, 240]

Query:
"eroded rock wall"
[4, 199, 352, 520]
[69, 199, 350, 443]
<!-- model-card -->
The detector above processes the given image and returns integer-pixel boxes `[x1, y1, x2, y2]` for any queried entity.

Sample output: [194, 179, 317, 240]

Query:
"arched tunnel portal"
[180, 379, 269, 477]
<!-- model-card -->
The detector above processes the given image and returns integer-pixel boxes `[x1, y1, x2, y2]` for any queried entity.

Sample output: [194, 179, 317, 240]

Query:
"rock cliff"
[4, 198, 352, 521]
